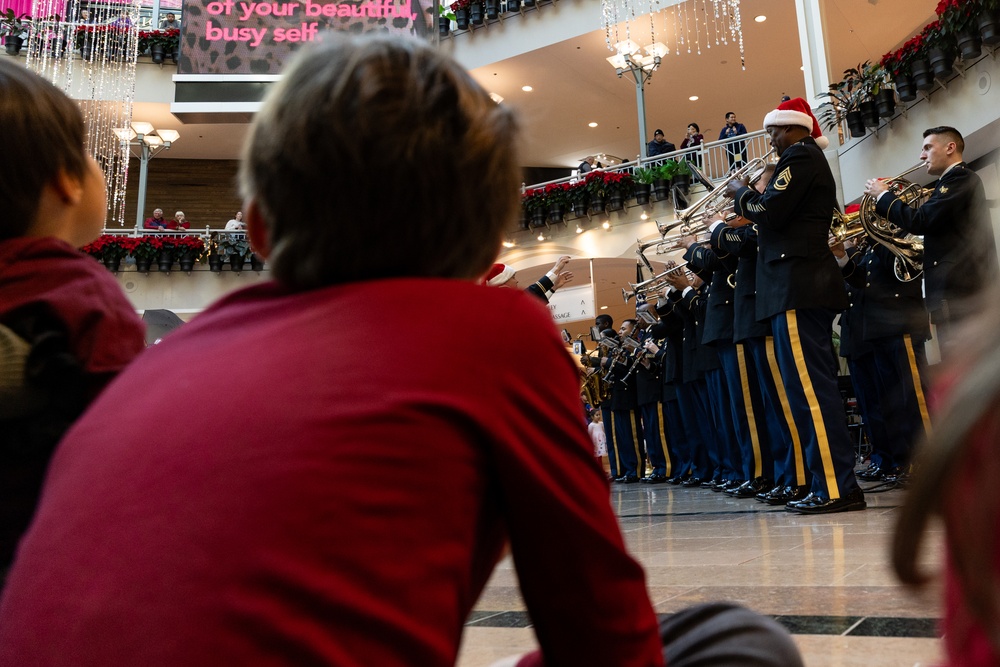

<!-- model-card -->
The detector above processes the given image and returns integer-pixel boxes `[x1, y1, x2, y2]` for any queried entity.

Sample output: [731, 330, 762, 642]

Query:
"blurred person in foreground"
[0, 35, 801, 667]
[0, 60, 145, 574]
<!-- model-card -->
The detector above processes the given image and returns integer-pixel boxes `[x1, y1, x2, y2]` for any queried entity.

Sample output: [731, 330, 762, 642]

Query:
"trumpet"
[636, 230, 709, 274]
[622, 263, 691, 303]
[857, 163, 930, 282]
[668, 149, 776, 230]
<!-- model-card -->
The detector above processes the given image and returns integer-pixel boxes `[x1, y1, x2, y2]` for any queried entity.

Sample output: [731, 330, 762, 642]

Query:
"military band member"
[726, 97, 864, 514]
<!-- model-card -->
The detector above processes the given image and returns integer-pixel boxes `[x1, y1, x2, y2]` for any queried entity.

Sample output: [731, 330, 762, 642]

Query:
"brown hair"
[0, 60, 89, 239]
[239, 34, 521, 291]
[924, 125, 965, 154]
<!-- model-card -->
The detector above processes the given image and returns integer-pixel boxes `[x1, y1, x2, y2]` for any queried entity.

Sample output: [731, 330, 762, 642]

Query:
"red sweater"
[0, 279, 663, 667]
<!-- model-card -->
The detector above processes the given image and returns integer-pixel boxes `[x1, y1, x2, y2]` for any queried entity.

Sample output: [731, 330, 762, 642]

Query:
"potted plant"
[602, 171, 634, 212]
[543, 182, 570, 223]
[902, 31, 936, 90]
[938, 0, 982, 59]
[437, 4, 455, 36]
[567, 180, 589, 217]
[485, 0, 500, 20]
[450, 0, 471, 30]
[521, 187, 547, 228]
[850, 62, 882, 128]
[468, 0, 485, 25]
[817, 68, 866, 139]
[1, 10, 31, 56]
[975, 0, 1000, 45]
[81, 234, 128, 272]
[584, 171, 607, 214]
[217, 232, 252, 271]
[919, 20, 958, 79]
[507, 0, 521, 13]
[633, 167, 656, 205]
[880, 46, 918, 103]
[868, 63, 896, 119]
[652, 160, 678, 201]
[140, 28, 180, 64]
[174, 236, 206, 272]
[129, 235, 161, 273]
[207, 238, 224, 272]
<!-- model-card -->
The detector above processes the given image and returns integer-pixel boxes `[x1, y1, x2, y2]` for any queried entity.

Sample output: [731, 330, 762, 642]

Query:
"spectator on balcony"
[143, 208, 167, 230]
[159, 12, 180, 29]
[646, 129, 675, 159]
[225, 211, 246, 230]
[680, 122, 704, 167]
[167, 211, 190, 231]
[719, 112, 748, 173]
[578, 155, 596, 174]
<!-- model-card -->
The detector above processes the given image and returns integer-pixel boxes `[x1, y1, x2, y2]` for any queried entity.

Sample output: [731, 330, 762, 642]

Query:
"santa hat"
[763, 97, 829, 150]
[484, 263, 516, 286]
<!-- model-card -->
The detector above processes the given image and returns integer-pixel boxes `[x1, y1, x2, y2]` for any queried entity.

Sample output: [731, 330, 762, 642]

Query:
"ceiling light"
[602, 221, 611, 230]
[521, 85, 533, 92]
[576, 225, 583, 234]
[537, 232, 545, 241]
[600, 306, 609, 310]
[489, 92, 504, 104]
[688, 95, 698, 101]
[640, 212, 648, 220]
[589, 122, 598, 128]
[754, 15, 766, 22]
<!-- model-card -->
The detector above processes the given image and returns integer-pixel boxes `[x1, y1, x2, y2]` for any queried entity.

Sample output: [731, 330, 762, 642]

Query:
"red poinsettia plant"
[174, 235, 206, 258]
[543, 182, 573, 207]
[80, 234, 129, 262]
[937, 0, 979, 35]
[521, 187, 547, 212]
[138, 28, 180, 52]
[919, 19, 957, 52]
[73, 24, 130, 50]
[449, 0, 472, 11]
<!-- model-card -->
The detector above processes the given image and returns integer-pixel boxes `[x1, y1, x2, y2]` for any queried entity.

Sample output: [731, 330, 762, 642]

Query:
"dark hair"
[924, 126, 965, 154]
[688, 123, 700, 132]
[595, 314, 614, 330]
[725, 112, 736, 118]
[239, 35, 520, 291]
[0, 60, 88, 239]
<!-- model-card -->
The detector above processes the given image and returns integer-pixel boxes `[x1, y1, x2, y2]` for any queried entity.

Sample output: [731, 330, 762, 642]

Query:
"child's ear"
[52, 168, 84, 205]
[245, 200, 271, 259]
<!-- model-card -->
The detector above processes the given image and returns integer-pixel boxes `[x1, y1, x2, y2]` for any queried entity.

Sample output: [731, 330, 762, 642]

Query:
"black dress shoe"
[721, 479, 745, 494]
[681, 476, 702, 487]
[788, 488, 867, 514]
[857, 465, 884, 481]
[755, 484, 782, 503]
[732, 477, 773, 498]
[666, 475, 684, 485]
[785, 491, 818, 510]
[766, 486, 808, 506]
[641, 473, 668, 484]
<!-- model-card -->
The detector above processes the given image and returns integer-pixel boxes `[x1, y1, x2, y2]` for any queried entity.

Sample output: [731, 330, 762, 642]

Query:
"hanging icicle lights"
[603, 0, 745, 70]
[25, 0, 142, 228]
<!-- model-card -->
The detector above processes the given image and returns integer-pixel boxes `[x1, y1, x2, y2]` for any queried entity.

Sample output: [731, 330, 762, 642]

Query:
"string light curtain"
[25, 0, 142, 227]
[602, 0, 746, 70]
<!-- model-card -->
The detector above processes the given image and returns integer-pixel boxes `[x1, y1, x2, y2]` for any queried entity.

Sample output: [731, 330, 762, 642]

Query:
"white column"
[794, 0, 831, 104]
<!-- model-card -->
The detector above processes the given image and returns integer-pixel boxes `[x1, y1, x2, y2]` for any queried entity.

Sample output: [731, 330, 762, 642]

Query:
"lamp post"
[606, 40, 667, 160]
[115, 122, 180, 229]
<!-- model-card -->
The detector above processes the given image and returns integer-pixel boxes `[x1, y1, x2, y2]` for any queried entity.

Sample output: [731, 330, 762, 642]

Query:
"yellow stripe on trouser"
[610, 412, 622, 476]
[903, 334, 933, 436]
[658, 412, 672, 477]
[737, 346, 763, 478]
[766, 337, 806, 486]
[631, 412, 643, 477]
[787, 310, 840, 500]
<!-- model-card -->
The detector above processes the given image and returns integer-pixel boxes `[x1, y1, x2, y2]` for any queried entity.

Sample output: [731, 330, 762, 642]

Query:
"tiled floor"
[457, 480, 945, 667]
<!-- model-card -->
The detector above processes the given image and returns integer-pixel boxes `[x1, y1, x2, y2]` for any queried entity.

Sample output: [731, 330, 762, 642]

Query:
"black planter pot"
[135, 258, 153, 273]
[150, 43, 165, 64]
[507, 0, 520, 11]
[957, 29, 982, 60]
[845, 111, 867, 138]
[454, 8, 469, 29]
[979, 10, 1000, 46]
[4, 36, 23, 56]
[170, 48, 179, 64]
[875, 89, 896, 118]
[438, 15, 450, 37]
[634, 183, 651, 205]
[485, 0, 500, 19]
[178, 256, 196, 272]
[652, 178, 671, 201]
[548, 203, 565, 223]
[910, 58, 935, 90]
[927, 47, 955, 80]
[588, 196, 605, 215]
[859, 100, 879, 128]
[607, 193, 625, 212]
[469, 2, 484, 24]
[895, 74, 918, 102]
[530, 208, 547, 228]
[229, 254, 247, 272]
[250, 254, 265, 272]
[208, 254, 224, 273]
[522, 0, 535, 6]
[157, 250, 175, 272]
[104, 257, 121, 273]
[571, 202, 588, 218]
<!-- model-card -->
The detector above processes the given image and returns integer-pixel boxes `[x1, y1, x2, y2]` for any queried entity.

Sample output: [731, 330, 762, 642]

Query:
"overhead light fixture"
[589, 122, 598, 128]
[688, 95, 699, 101]
[754, 14, 766, 22]
[119, 123, 180, 229]
[602, 221, 611, 230]
[640, 212, 648, 220]
[600, 305, 609, 310]
[606, 39, 668, 157]
[521, 85, 533, 92]
[537, 232, 545, 241]
[576, 225, 583, 234]
[489, 92, 504, 104]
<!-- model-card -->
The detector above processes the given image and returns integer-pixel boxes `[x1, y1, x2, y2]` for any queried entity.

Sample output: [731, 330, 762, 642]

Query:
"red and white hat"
[762, 97, 829, 150]
[484, 263, 516, 286]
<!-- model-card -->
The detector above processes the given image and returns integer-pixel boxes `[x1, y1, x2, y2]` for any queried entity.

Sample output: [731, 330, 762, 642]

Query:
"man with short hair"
[159, 12, 180, 29]
[719, 112, 748, 172]
[646, 129, 675, 158]
[143, 208, 166, 230]
[864, 125, 998, 345]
